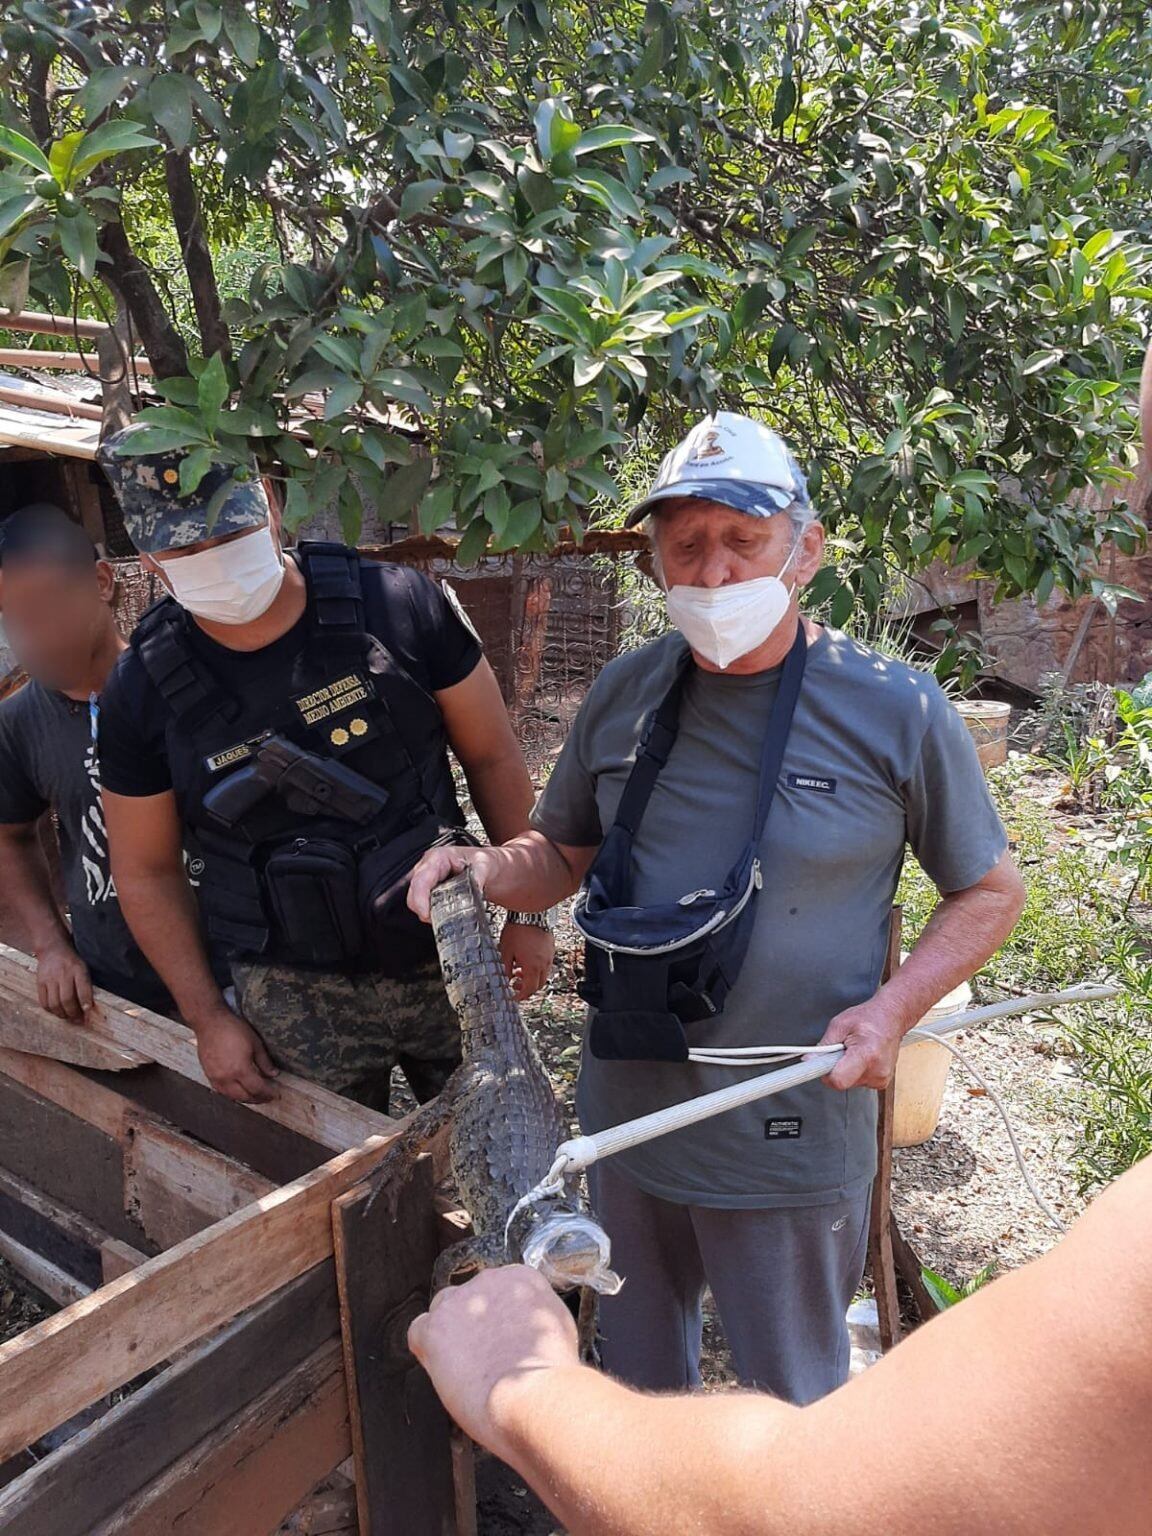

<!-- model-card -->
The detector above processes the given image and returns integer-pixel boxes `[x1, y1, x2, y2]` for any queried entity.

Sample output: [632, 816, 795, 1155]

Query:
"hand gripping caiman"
[367, 870, 620, 1296]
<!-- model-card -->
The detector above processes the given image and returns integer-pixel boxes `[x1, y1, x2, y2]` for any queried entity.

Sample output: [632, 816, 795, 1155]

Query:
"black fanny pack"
[574, 627, 807, 1062]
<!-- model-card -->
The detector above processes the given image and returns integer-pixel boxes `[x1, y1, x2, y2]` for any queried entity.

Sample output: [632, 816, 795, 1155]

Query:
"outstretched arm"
[411, 1156, 1152, 1536]
[0, 820, 93, 1020]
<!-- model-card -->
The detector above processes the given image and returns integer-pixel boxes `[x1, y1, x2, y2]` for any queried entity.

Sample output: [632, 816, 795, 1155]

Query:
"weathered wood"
[890, 1221, 941, 1329]
[122, 1115, 274, 1248]
[0, 949, 397, 1153]
[0, 1073, 145, 1248]
[867, 907, 904, 1353]
[94, 1341, 350, 1536]
[0, 347, 154, 375]
[0, 309, 110, 339]
[101, 1238, 146, 1284]
[0, 1262, 340, 1536]
[0, 982, 148, 1069]
[0, 1166, 110, 1289]
[0, 1232, 89, 1308]
[334, 1157, 460, 1536]
[0, 1134, 390, 1461]
[277, 1478, 359, 1535]
[0, 1048, 328, 1184]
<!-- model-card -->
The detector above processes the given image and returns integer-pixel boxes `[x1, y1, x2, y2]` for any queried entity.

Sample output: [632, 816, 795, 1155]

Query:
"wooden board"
[0, 983, 148, 1070]
[0, 947, 397, 1153]
[0, 1262, 339, 1536]
[333, 1157, 459, 1536]
[0, 1073, 146, 1248]
[93, 1341, 350, 1536]
[0, 1232, 89, 1308]
[0, 1134, 391, 1461]
[122, 1115, 274, 1248]
[0, 1165, 112, 1290]
[0, 1049, 328, 1185]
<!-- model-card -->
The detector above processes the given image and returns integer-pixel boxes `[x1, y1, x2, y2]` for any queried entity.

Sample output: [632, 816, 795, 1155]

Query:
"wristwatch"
[504, 910, 553, 931]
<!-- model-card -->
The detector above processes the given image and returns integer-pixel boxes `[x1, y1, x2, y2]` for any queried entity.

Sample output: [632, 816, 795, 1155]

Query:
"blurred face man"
[0, 506, 121, 696]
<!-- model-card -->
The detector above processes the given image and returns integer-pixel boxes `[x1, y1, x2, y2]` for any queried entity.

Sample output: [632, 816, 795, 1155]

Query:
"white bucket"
[892, 975, 972, 1148]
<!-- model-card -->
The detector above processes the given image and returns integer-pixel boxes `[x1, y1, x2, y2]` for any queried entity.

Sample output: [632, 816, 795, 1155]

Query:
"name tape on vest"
[204, 731, 270, 774]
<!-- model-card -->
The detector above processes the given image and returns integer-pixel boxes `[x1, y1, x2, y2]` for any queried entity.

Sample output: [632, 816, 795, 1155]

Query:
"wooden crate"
[0, 946, 471, 1536]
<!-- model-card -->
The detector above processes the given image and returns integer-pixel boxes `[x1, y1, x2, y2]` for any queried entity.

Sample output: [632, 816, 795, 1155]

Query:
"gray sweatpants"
[589, 1161, 872, 1405]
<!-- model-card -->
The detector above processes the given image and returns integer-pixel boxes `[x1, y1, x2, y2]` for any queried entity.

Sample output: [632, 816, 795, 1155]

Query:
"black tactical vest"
[131, 542, 464, 969]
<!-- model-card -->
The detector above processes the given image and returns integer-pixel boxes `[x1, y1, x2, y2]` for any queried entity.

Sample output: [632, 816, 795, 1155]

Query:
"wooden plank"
[123, 1115, 274, 1248]
[890, 1221, 941, 1329]
[0, 948, 397, 1153]
[0, 1049, 329, 1183]
[0, 348, 154, 375]
[0, 1073, 145, 1248]
[0, 1134, 390, 1461]
[0, 1232, 89, 1308]
[0, 1262, 340, 1536]
[867, 906, 904, 1353]
[334, 1157, 459, 1536]
[0, 1166, 110, 1289]
[0, 982, 148, 1069]
[277, 1478, 358, 1535]
[0, 309, 110, 339]
[101, 1238, 146, 1284]
[95, 1342, 350, 1536]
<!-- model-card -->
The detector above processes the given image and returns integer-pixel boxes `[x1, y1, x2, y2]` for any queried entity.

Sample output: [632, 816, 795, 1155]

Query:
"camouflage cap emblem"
[96, 425, 270, 554]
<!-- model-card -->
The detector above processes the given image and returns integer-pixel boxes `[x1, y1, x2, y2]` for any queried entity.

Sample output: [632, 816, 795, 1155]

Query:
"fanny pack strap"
[607, 624, 808, 880]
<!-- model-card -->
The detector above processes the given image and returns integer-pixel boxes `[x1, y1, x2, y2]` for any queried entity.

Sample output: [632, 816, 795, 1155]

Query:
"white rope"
[520, 983, 1119, 1227]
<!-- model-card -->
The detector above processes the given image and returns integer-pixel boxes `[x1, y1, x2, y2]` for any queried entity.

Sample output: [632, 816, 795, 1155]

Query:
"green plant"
[1090, 677, 1152, 909]
[0, 0, 1148, 600]
[921, 1261, 998, 1309]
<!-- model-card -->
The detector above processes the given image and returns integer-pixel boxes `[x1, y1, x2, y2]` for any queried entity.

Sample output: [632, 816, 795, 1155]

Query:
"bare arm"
[407, 830, 597, 923]
[437, 659, 559, 996]
[820, 848, 1026, 1089]
[0, 821, 93, 1020]
[411, 1158, 1152, 1536]
[436, 660, 535, 845]
[103, 788, 277, 1101]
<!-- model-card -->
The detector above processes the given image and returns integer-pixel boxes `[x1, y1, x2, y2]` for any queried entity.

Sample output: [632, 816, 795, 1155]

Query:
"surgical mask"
[665, 540, 800, 670]
[155, 524, 285, 625]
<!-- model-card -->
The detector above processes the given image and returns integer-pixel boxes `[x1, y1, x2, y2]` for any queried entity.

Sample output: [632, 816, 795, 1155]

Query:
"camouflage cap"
[96, 426, 270, 554]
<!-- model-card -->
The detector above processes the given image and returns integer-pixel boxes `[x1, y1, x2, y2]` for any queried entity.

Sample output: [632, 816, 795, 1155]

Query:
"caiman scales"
[368, 870, 619, 1295]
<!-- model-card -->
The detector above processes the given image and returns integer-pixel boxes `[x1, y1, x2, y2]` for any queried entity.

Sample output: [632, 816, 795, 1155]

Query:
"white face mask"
[665, 540, 800, 670]
[156, 524, 285, 625]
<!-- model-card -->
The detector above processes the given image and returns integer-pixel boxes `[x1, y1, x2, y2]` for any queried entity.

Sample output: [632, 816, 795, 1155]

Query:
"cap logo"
[689, 429, 727, 462]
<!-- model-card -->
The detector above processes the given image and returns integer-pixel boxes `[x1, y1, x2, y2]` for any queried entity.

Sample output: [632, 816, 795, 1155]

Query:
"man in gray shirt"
[410, 412, 1025, 1403]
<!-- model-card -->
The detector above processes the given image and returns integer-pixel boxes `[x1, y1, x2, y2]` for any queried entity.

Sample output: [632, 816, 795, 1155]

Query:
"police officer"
[96, 431, 553, 1109]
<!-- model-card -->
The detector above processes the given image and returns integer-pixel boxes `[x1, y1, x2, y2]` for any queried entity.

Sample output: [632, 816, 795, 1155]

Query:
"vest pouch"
[359, 819, 478, 979]
[263, 838, 363, 966]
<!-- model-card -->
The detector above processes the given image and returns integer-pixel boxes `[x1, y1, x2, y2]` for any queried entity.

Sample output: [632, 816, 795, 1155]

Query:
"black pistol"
[204, 734, 390, 829]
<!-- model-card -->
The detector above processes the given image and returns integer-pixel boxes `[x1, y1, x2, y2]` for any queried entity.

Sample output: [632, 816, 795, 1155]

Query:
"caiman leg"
[576, 1286, 600, 1364]
[362, 1081, 459, 1218]
[431, 1231, 507, 1293]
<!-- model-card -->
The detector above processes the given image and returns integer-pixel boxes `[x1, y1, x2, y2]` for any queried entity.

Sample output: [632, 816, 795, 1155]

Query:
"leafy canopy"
[0, 0, 1149, 647]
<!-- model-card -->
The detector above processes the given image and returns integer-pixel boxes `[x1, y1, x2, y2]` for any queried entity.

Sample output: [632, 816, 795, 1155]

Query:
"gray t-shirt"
[532, 627, 1007, 1210]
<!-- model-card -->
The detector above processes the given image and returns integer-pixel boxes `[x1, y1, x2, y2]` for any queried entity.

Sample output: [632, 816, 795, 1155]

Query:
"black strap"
[297, 541, 365, 657]
[611, 624, 808, 853]
[134, 601, 240, 734]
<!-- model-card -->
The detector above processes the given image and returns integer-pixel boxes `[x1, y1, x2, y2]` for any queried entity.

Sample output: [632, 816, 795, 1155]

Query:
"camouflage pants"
[230, 958, 461, 1114]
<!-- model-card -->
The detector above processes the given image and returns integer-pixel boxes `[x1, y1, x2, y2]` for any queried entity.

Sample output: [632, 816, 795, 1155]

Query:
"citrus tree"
[1, 0, 1149, 644]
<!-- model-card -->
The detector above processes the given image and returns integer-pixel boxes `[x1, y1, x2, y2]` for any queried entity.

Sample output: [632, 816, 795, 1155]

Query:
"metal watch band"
[504, 910, 553, 931]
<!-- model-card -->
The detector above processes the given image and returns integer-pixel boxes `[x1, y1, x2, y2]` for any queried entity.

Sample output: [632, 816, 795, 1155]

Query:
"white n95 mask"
[665, 541, 799, 670]
[156, 524, 285, 625]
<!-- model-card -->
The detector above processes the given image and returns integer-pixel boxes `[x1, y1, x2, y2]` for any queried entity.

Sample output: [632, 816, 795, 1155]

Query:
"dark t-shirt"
[0, 680, 173, 1009]
[98, 561, 482, 800]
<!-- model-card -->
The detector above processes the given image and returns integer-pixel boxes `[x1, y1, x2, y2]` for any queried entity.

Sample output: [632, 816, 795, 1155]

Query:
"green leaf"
[920, 1267, 962, 1311]
[323, 380, 363, 419]
[78, 66, 143, 125]
[385, 456, 434, 515]
[419, 479, 456, 535]
[154, 375, 200, 408]
[0, 126, 51, 176]
[179, 446, 215, 496]
[0, 194, 41, 241]
[196, 352, 230, 427]
[772, 75, 797, 129]
[283, 478, 312, 533]
[399, 179, 445, 218]
[455, 516, 491, 565]
[148, 75, 195, 151]
[491, 498, 542, 551]
[534, 99, 581, 166]
[56, 208, 99, 280]
[1021, 348, 1062, 377]
[574, 124, 657, 155]
[48, 133, 87, 186]
[225, 5, 262, 66]
[71, 121, 161, 180]
[114, 424, 207, 455]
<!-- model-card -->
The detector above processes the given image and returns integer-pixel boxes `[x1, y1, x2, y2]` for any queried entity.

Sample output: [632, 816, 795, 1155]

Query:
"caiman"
[367, 869, 620, 1297]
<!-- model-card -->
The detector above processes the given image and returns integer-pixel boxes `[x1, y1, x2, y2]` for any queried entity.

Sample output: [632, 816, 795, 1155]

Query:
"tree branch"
[97, 219, 190, 378]
[163, 149, 230, 360]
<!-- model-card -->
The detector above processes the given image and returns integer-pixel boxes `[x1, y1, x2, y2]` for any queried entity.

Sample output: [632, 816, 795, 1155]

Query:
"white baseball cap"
[625, 412, 811, 526]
